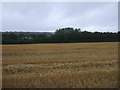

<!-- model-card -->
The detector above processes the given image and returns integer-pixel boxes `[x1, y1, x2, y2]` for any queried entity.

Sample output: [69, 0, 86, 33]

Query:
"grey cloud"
[2, 2, 118, 32]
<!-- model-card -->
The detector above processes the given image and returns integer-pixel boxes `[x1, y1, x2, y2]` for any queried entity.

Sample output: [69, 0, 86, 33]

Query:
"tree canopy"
[2, 27, 118, 44]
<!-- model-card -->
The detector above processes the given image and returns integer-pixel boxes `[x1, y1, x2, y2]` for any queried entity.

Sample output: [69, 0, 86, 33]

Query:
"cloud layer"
[3, 2, 118, 32]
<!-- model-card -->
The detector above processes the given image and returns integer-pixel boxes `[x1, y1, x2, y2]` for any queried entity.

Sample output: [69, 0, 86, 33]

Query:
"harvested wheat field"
[2, 42, 118, 88]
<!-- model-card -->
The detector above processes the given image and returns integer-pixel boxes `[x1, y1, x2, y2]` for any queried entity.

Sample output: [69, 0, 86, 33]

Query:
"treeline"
[2, 27, 119, 44]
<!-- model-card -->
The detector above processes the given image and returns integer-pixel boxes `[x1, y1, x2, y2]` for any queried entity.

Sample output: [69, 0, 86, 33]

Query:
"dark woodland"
[2, 27, 119, 44]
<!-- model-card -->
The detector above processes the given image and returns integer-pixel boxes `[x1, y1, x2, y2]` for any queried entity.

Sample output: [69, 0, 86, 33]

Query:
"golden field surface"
[2, 42, 118, 88]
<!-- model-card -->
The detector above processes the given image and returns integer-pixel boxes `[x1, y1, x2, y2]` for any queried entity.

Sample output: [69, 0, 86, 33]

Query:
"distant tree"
[2, 27, 118, 44]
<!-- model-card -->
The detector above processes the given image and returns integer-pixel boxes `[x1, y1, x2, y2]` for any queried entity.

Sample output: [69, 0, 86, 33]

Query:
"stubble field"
[2, 42, 118, 88]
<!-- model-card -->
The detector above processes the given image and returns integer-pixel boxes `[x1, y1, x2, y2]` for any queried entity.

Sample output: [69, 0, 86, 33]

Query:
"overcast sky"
[3, 2, 118, 32]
